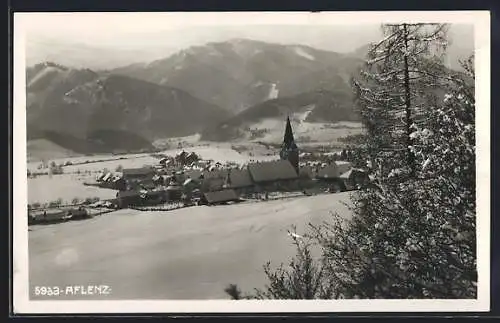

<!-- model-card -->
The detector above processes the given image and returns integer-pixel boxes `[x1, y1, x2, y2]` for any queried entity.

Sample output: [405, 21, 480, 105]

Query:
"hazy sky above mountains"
[20, 12, 475, 69]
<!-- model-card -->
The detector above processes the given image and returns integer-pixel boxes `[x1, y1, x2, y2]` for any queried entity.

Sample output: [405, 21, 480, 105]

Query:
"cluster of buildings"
[95, 117, 369, 209]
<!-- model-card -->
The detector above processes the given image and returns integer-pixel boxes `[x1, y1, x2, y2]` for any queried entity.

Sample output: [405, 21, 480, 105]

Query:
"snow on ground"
[268, 83, 279, 100]
[27, 152, 152, 172]
[27, 139, 82, 164]
[27, 66, 60, 88]
[152, 133, 202, 148]
[62, 155, 159, 173]
[294, 47, 315, 61]
[29, 192, 352, 300]
[28, 173, 117, 205]
[244, 118, 363, 145]
[159, 143, 277, 165]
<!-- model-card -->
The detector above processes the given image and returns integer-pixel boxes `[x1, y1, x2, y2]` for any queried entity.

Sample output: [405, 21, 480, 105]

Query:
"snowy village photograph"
[13, 11, 490, 313]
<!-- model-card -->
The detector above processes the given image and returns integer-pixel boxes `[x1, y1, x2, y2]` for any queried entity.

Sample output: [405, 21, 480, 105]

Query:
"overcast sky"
[20, 12, 474, 54]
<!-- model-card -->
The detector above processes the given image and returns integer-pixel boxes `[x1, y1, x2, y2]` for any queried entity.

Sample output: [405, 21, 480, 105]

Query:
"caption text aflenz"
[33, 285, 112, 297]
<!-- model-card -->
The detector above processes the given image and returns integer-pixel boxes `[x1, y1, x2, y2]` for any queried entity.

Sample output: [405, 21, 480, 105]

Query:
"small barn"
[340, 168, 370, 190]
[116, 190, 143, 208]
[182, 177, 201, 200]
[142, 189, 167, 205]
[248, 160, 299, 192]
[202, 189, 240, 205]
[122, 167, 155, 183]
[166, 184, 183, 201]
[316, 164, 340, 179]
[314, 162, 349, 193]
[159, 157, 174, 167]
[335, 161, 352, 175]
[185, 152, 200, 165]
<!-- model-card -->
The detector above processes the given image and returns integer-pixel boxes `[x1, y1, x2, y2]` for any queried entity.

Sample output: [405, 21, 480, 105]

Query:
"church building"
[279, 116, 299, 174]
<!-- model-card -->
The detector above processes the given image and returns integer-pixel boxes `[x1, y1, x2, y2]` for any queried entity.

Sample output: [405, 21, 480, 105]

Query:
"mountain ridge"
[26, 63, 230, 154]
[111, 38, 364, 114]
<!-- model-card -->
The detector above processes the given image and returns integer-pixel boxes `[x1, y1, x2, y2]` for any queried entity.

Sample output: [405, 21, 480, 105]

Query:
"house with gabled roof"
[202, 189, 240, 205]
[227, 168, 254, 194]
[248, 159, 299, 192]
[122, 167, 155, 181]
[339, 168, 369, 191]
[201, 169, 230, 192]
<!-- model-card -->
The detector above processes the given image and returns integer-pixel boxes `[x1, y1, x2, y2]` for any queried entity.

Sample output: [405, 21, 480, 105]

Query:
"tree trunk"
[403, 24, 416, 177]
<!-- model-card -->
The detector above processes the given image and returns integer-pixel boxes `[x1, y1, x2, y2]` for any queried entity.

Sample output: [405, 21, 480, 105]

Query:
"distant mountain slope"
[27, 138, 82, 163]
[201, 90, 360, 142]
[27, 63, 229, 153]
[26, 62, 99, 109]
[112, 38, 363, 114]
[26, 37, 177, 70]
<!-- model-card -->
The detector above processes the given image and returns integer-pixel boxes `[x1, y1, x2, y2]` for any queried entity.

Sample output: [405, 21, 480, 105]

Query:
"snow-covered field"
[242, 119, 363, 144]
[28, 173, 118, 205]
[29, 192, 353, 300]
[159, 143, 278, 164]
[27, 152, 153, 173]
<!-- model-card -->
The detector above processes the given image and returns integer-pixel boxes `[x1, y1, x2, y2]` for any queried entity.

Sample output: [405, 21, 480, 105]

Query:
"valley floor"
[29, 193, 352, 300]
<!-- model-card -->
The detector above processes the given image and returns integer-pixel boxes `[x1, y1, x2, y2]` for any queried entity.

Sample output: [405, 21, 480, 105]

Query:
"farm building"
[314, 161, 355, 193]
[142, 189, 167, 205]
[122, 167, 155, 184]
[339, 168, 370, 190]
[185, 152, 200, 165]
[175, 151, 199, 166]
[227, 168, 254, 194]
[202, 189, 240, 205]
[202, 169, 230, 192]
[183, 177, 201, 194]
[116, 190, 144, 208]
[159, 157, 174, 167]
[165, 184, 183, 201]
[248, 160, 300, 192]
[316, 164, 340, 179]
[316, 161, 349, 179]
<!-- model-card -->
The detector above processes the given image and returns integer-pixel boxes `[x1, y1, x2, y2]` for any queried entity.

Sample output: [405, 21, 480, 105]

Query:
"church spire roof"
[283, 116, 296, 147]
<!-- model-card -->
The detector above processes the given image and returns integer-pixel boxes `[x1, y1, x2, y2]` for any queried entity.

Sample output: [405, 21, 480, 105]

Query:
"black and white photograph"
[13, 11, 490, 313]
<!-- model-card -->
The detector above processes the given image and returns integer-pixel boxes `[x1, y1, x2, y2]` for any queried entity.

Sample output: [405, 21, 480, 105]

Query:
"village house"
[122, 167, 156, 188]
[165, 182, 183, 201]
[201, 169, 230, 192]
[314, 161, 354, 192]
[227, 168, 254, 195]
[202, 189, 240, 206]
[339, 168, 370, 191]
[248, 159, 300, 193]
[174, 151, 199, 166]
[116, 190, 144, 208]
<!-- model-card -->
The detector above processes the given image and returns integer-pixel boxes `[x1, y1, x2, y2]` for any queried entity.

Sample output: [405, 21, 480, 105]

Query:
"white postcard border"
[13, 10, 491, 314]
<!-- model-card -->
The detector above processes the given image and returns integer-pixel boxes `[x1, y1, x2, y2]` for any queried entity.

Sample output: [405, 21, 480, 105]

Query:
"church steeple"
[282, 116, 297, 150]
[283, 116, 295, 147]
[280, 116, 299, 173]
